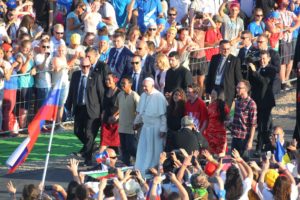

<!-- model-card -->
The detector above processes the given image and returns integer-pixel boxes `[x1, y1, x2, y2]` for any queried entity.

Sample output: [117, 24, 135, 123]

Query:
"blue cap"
[268, 11, 280, 19]
[157, 18, 166, 25]
[97, 22, 106, 30]
[98, 35, 109, 42]
[6, 0, 17, 9]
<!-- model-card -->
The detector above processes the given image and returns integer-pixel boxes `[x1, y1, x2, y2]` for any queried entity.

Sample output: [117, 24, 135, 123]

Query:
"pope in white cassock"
[133, 77, 168, 173]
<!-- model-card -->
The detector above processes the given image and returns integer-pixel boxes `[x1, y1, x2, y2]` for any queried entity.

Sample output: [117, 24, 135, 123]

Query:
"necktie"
[77, 75, 87, 105]
[132, 72, 137, 91]
[110, 50, 119, 73]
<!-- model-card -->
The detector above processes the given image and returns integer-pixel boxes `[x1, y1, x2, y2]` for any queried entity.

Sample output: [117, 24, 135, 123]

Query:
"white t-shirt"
[169, 0, 191, 23]
[34, 54, 52, 88]
[50, 37, 66, 56]
[99, 2, 119, 35]
[84, 12, 102, 34]
[0, 60, 12, 90]
[239, 177, 252, 200]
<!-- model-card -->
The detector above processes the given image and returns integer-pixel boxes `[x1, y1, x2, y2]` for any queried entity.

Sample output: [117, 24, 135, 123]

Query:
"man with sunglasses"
[34, 39, 52, 112]
[66, 57, 105, 166]
[125, 55, 147, 95]
[237, 30, 259, 79]
[50, 24, 65, 56]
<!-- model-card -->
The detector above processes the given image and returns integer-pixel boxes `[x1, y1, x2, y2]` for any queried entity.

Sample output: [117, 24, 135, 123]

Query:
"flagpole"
[40, 77, 63, 199]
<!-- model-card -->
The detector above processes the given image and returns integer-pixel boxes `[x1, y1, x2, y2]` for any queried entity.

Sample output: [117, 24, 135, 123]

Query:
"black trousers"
[119, 132, 138, 165]
[84, 117, 101, 162]
[74, 105, 88, 152]
[256, 106, 273, 152]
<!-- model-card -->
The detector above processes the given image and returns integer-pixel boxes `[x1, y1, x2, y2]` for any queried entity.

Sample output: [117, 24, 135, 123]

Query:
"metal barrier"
[0, 39, 298, 135]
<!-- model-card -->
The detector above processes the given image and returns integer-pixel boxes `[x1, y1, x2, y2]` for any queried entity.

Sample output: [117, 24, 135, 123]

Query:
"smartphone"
[44, 185, 53, 191]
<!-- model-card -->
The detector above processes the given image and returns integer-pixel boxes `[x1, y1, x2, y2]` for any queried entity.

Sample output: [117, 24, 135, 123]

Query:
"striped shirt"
[231, 96, 257, 139]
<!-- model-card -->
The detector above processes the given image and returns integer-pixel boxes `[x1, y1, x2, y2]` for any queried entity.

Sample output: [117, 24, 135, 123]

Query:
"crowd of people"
[2, 0, 300, 199]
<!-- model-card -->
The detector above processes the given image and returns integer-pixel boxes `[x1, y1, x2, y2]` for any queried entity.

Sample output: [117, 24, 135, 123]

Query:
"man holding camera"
[237, 30, 259, 80]
[166, 115, 208, 154]
[248, 50, 276, 155]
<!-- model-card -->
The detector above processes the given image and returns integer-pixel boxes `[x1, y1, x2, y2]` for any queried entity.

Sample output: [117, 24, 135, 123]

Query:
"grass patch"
[0, 132, 99, 166]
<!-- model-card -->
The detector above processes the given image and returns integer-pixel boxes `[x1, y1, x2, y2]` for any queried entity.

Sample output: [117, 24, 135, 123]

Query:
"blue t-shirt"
[247, 21, 265, 37]
[66, 11, 81, 44]
[111, 0, 131, 28]
[16, 54, 34, 88]
[133, 0, 162, 33]
[292, 6, 300, 39]
[99, 48, 111, 63]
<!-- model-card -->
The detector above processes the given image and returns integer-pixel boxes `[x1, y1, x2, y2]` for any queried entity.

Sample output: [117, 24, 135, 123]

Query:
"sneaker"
[281, 83, 287, 91]
[286, 82, 292, 88]
[55, 124, 67, 133]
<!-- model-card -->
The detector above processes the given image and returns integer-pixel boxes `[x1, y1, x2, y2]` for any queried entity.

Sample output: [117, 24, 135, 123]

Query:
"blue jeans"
[231, 135, 250, 160]
[35, 88, 50, 110]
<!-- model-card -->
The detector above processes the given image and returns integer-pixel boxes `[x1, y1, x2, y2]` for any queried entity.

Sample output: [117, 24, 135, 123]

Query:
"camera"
[194, 12, 203, 19]
[241, 50, 260, 79]
[130, 170, 137, 176]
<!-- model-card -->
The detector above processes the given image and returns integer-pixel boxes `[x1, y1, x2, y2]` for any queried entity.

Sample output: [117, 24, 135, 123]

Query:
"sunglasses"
[256, 14, 263, 17]
[168, 13, 176, 16]
[136, 47, 142, 50]
[56, 32, 64, 35]
[148, 28, 157, 31]
[257, 40, 265, 43]
[81, 65, 91, 68]
[110, 156, 117, 159]
[42, 45, 50, 49]
[131, 62, 140, 65]
[241, 37, 248, 40]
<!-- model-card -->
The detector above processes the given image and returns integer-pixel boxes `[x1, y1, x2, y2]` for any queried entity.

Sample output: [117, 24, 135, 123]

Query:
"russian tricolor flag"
[6, 79, 62, 173]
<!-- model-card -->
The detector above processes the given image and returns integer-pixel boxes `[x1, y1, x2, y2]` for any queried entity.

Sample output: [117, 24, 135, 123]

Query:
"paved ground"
[0, 89, 297, 199]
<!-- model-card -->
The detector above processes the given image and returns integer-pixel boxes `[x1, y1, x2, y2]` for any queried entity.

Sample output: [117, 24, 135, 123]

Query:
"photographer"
[248, 50, 276, 155]
[34, 38, 52, 112]
[237, 30, 259, 80]
[165, 115, 208, 154]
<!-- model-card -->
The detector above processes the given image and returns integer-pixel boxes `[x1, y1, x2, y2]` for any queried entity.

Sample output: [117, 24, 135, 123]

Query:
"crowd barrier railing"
[0, 39, 298, 135]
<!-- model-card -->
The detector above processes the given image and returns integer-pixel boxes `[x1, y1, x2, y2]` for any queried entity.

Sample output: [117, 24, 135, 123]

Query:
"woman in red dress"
[205, 89, 230, 157]
[100, 73, 120, 152]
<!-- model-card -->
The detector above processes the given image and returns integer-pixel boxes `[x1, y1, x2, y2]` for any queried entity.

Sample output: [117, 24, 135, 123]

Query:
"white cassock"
[134, 89, 168, 173]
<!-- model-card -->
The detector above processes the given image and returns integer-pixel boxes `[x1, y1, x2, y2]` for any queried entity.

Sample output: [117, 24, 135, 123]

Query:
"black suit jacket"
[249, 64, 276, 109]
[93, 60, 111, 88]
[238, 46, 258, 65]
[206, 54, 243, 107]
[143, 54, 156, 78]
[127, 69, 147, 95]
[107, 47, 133, 78]
[65, 69, 105, 119]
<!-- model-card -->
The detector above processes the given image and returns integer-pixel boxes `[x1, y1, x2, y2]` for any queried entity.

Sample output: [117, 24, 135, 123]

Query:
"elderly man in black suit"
[248, 50, 276, 155]
[206, 40, 243, 107]
[107, 31, 134, 78]
[65, 57, 105, 166]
